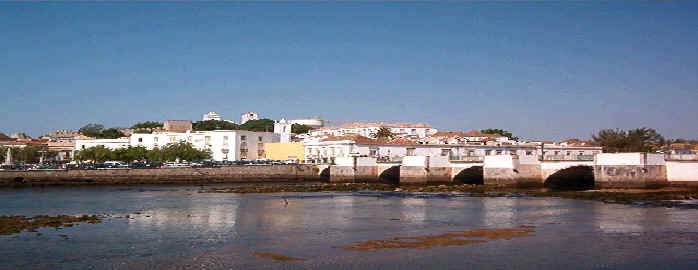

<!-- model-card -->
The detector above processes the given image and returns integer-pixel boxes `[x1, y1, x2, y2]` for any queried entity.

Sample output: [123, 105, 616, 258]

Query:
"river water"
[1, 186, 697, 269]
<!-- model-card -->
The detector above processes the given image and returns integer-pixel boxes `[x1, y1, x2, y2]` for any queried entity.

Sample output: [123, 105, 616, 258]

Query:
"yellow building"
[265, 142, 305, 162]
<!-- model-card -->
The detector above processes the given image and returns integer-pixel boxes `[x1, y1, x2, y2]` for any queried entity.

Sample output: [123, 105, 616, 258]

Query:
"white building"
[74, 138, 130, 151]
[130, 130, 280, 161]
[308, 122, 437, 139]
[241, 112, 259, 124]
[202, 112, 222, 121]
[274, 119, 293, 143]
[419, 130, 513, 145]
[304, 135, 602, 164]
[289, 117, 324, 128]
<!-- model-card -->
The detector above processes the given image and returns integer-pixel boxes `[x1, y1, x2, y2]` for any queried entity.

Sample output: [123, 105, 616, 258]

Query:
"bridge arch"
[319, 167, 330, 181]
[544, 165, 594, 190]
[378, 165, 400, 184]
[453, 166, 484, 185]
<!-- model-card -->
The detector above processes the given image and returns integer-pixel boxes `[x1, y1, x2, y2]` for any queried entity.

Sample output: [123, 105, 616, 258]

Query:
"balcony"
[541, 155, 594, 161]
[449, 156, 485, 162]
[376, 156, 403, 163]
[665, 154, 698, 161]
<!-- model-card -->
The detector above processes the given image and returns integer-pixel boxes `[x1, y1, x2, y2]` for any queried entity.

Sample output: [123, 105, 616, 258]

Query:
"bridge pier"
[594, 153, 668, 188]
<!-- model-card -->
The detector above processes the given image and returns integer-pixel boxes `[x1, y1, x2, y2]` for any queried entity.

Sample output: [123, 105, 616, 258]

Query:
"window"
[205, 136, 211, 145]
[258, 143, 264, 150]
[241, 135, 247, 141]
[566, 151, 571, 156]
[138, 138, 143, 143]
[406, 148, 416, 156]
[258, 136, 263, 142]
[82, 145, 85, 149]
[240, 149, 248, 159]
[169, 136, 176, 143]
[223, 136, 229, 145]
[154, 137, 159, 142]
[258, 150, 265, 157]
[496, 150, 502, 155]
[441, 149, 452, 157]
[468, 150, 475, 156]
[369, 147, 378, 157]
[411, 129, 417, 134]
[485, 150, 491, 155]
[554, 151, 560, 155]
[240, 142, 247, 149]
[526, 151, 533, 156]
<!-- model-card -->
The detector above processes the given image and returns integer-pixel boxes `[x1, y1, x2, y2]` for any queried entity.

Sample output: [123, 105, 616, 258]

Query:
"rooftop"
[431, 130, 504, 138]
[314, 122, 434, 132]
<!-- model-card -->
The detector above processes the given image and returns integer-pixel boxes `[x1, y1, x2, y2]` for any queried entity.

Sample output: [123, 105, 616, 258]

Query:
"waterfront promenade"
[2, 153, 697, 188]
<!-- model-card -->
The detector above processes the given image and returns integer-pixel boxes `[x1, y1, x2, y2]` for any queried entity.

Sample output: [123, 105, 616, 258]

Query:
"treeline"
[74, 142, 211, 163]
[131, 121, 164, 134]
[0, 146, 57, 164]
[192, 119, 314, 133]
[78, 124, 126, 139]
[592, 127, 665, 153]
[78, 119, 316, 138]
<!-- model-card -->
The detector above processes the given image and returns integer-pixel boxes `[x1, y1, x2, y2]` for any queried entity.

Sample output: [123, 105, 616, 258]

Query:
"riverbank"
[203, 183, 698, 208]
[0, 165, 323, 187]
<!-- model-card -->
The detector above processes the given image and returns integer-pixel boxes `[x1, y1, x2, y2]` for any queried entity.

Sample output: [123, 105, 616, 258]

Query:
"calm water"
[1, 186, 698, 270]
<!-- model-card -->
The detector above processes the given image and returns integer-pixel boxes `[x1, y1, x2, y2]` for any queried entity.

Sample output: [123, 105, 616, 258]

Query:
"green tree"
[592, 127, 664, 153]
[75, 145, 113, 162]
[291, 124, 314, 134]
[238, 119, 275, 132]
[132, 121, 163, 134]
[79, 124, 105, 138]
[131, 121, 163, 129]
[375, 127, 396, 139]
[125, 146, 149, 162]
[11, 146, 56, 164]
[0, 146, 6, 163]
[192, 120, 239, 131]
[481, 129, 519, 141]
[146, 147, 166, 162]
[161, 142, 211, 162]
[100, 128, 125, 139]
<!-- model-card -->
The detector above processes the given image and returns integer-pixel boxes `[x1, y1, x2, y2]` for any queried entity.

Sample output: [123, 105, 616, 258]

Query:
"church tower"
[274, 118, 292, 143]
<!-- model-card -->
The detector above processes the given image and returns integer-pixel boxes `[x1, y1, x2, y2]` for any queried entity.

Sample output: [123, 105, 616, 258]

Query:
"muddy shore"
[203, 183, 698, 208]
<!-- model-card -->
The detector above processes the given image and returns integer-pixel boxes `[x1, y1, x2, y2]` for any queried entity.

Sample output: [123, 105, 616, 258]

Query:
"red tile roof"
[321, 134, 421, 146]
[431, 130, 503, 138]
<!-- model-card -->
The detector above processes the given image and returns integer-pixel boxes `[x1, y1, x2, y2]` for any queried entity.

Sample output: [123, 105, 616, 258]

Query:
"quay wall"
[666, 160, 698, 182]
[0, 165, 322, 186]
[594, 153, 668, 188]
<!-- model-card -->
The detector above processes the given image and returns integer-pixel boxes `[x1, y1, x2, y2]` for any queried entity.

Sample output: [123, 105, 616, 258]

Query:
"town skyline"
[2, 2, 697, 140]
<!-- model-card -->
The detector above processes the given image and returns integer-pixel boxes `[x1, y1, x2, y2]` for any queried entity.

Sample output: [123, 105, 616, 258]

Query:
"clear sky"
[1, 2, 696, 140]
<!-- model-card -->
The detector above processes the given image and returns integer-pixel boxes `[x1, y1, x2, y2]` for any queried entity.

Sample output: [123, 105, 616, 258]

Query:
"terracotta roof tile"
[431, 130, 503, 138]
[321, 134, 421, 146]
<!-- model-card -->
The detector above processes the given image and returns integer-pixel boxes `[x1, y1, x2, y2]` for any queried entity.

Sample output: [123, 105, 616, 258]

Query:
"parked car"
[130, 162, 162, 169]
[163, 162, 191, 168]
[104, 161, 127, 168]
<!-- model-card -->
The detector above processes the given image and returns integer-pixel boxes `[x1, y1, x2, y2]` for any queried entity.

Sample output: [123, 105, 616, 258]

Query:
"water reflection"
[592, 203, 671, 233]
[2, 187, 698, 270]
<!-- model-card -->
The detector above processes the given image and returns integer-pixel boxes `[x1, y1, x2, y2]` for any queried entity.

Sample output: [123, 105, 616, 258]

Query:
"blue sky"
[1, 2, 696, 140]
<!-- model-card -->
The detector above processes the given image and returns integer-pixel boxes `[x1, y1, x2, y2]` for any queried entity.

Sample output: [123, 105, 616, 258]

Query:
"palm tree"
[375, 128, 395, 139]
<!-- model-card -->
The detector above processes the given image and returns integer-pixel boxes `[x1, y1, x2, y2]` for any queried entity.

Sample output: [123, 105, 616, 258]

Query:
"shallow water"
[1, 185, 697, 269]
